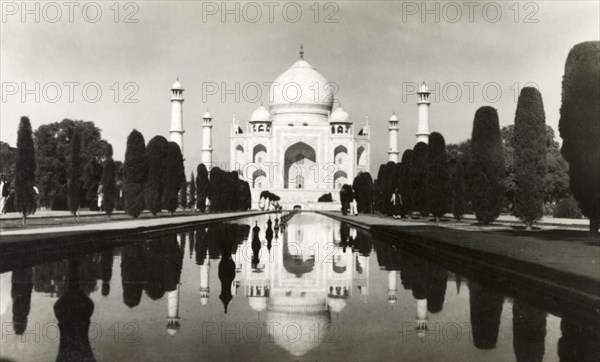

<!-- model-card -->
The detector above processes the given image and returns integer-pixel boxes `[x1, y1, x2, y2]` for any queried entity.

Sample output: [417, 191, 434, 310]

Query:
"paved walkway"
[0, 210, 269, 243]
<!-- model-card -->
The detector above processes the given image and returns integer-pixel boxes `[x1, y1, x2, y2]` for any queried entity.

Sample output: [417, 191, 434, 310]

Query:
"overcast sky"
[2, 0, 598, 174]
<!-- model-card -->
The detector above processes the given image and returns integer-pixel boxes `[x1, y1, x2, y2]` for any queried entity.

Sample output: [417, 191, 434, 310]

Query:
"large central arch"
[284, 141, 317, 189]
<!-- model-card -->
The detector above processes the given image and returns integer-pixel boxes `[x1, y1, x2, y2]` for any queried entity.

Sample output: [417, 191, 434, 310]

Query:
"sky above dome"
[1, 1, 598, 175]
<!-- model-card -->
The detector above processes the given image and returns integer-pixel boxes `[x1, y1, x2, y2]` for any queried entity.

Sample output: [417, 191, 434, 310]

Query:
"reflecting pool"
[0, 213, 598, 361]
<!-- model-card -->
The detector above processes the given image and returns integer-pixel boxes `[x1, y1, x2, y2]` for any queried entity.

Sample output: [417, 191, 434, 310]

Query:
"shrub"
[553, 196, 583, 219]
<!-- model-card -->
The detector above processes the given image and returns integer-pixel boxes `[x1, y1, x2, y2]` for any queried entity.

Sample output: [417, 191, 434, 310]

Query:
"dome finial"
[299, 42, 304, 59]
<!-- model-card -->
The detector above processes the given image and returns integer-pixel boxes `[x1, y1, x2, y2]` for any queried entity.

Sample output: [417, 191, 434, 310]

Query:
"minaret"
[201, 110, 213, 168]
[387, 270, 398, 304]
[388, 113, 399, 162]
[170, 78, 185, 156]
[199, 257, 210, 306]
[416, 82, 431, 144]
[166, 284, 181, 336]
[416, 298, 428, 339]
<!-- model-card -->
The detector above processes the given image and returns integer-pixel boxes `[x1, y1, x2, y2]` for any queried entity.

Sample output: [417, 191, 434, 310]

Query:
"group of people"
[339, 184, 358, 216]
[0, 176, 41, 214]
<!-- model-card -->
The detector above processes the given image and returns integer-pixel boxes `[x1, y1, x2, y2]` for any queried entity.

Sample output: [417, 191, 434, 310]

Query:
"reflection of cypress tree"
[513, 300, 546, 362]
[188, 231, 195, 259]
[426, 264, 448, 314]
[54, 260, 95, 362]
[218, 236, 235, 313]
[121, 244, 145, 308]
[11, 268, 33, 335]
[195, 228, 209, 266]
[252, 222, 261, 268]
[353, 229, 373, 257]
[408, 255, 428, 300]
[100, 250, 113, 296]
[143, 240, 166, 300]
[558, 319, 600, 362]
[469, 280, 504, 349]
[163, 235, 184, 292]
[77, 254, 99, 296]
[265, 220, 273, 253]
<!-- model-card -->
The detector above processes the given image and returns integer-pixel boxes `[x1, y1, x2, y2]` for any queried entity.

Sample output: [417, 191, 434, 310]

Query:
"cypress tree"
[452, 157, 469, 221]
[558, 41, 600, 235]
[14, 116, 37, 225]
[426, 132, 449, 220]
[189, 172, 196, 210]
[382, 161, 396, 216]
[68, 126, 82, 218]
[102, 145, 117, 217]
[352, 172, 374, 213]
[514, 87, 547, 229]
[209, 167, 224, 212]
[145, 136, 169, 215]
[196, 164, 209, 212]
[162, 142, 184, 214]
[123, 130, 148, 218]
[374, 164, 386, 213]
[470, 106, 505, 224]
[410, 142, 428, 216]
[180, 179, 187, 210]
[400, 150, 413, 216]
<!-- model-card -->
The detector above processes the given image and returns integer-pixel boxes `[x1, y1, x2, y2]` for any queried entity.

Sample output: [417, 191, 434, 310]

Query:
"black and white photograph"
[0, 1, 599, 361]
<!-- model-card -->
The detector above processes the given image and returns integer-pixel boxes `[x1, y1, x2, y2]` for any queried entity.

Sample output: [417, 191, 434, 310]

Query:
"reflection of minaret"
[166, 284, 181, 336]
[354, 253, 369, 303]
[416, 82, 431, 144]
[387, 270, 398, 304]
[11, 268, 33, 335]
[416, 298, 428, 339]
[54, 260, 95, 362]
[199, 253, 210, 306]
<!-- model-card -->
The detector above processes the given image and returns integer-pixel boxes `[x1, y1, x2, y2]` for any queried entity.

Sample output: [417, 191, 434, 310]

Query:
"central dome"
[270, 59, 334, 110]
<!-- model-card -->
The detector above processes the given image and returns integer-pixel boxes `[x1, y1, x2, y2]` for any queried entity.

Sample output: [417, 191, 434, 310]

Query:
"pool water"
[0, 212, 597, 361]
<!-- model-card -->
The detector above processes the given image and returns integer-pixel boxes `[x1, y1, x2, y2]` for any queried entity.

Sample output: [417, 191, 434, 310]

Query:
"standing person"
[33, 186, 40, 213]
[0, 176, 6, 215]
[350, 191, 358, 216]
[97, 184, 104, 211]
[0, 177, 10, 215]
[390, 188, 403, 219]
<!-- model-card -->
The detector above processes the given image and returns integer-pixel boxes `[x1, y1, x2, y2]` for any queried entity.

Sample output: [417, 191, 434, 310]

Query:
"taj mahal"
[167, 45, 431, 209]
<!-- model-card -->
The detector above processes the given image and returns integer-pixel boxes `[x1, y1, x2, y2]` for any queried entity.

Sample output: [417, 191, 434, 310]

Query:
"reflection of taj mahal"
[229, 46, 371, 208]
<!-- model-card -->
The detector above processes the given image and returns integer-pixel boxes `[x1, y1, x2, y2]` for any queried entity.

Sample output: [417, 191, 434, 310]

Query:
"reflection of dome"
[327, 297, 347, 313]
[250, 105, 270, 123]
[266, 310, 331, 357]
[249, 296, 267, 311]
[283, 255, 315, 278]
[330, 107, 350, 123]
[270, 59, 333, 110]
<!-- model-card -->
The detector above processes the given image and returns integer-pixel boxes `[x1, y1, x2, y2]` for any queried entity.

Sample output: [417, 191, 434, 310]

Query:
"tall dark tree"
[68, 125, 82, 217]
[353, 172, 374, 213]
[209, 167, 225, 212]
[558, 41, 600, 235]
[82, 159, 103, 210]
[189, 172, 196, 210]
[123, 130, 148, 218]
[162, 142, 185, 214]
[237, 180, 251, 211]
[180, 178, 187, 210]
[101, 144, 117, 217]
[144, 136, 169, 215]
[196, 164, 209, 212]
[14, 117, 37, 225]
[426, 132, 449, 220]
[410, 142, 428, 216]
[470, 107, 505, 224]
[513, 87, 548, 229]
[452, 157, 469, 221]
[400, 150, 413, 216]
